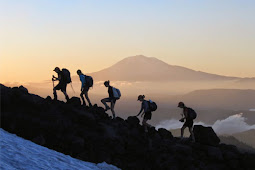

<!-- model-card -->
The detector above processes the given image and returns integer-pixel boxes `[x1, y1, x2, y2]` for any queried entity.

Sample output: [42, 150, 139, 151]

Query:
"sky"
[1, 0, 255, 84]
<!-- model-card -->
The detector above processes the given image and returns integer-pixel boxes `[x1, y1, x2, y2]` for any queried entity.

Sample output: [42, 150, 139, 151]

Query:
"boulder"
[158, 128, 174, 140]
[19, 85, 28, 94]
[45, 96, 52, 101]
[126, 116, 140, 127]
[68, 97, 81, 106]
[193, 125, 220, 146]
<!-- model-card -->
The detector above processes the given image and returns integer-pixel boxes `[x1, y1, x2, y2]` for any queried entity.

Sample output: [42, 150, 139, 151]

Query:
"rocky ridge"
[1, 84, 255, 170]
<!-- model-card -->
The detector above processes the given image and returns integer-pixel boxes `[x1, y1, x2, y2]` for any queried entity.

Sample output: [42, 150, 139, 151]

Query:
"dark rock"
[207, 146, 223, 161]
[220, 143, 239, 154]
[158, 128, 174, 140]
[175, 144, 193, 155]
[126, 116, 140, 127]
[71, 137, 85, 155]
[45, 96, 52, 101]
[19, 85, 28, 94]
[68, 97, 81, 106]
[32, 135, 46, 145]
[193, 125, 220, 146]
[223, 151, 239, 160]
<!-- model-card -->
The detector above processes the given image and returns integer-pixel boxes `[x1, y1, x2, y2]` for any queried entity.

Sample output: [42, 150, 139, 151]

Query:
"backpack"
[187, 107, 197, 119]
[62, 68, 71, 84]
[85, 75, 93, 88]
[148, 100, 157, 112]
[112, 87, 121, 100]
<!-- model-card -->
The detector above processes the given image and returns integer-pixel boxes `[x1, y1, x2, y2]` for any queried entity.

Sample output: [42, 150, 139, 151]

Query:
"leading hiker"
[52, 67, 70, 102]
[77, 69, 93, 107]
[178, 102, 196, 142]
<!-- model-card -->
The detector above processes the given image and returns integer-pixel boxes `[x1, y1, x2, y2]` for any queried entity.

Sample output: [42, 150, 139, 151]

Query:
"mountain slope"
[2, 84, 255, 170]
[232, 130, 255, 149]
[175, 89, 255, 110]
[89, 55, 239, 81]
[219, 135, 255, 154]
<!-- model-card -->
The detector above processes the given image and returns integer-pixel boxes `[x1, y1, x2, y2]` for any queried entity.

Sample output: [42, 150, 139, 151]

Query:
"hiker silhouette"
[178, 102, 196, 142]
[77, 69, 93, 107]
[136, 95, 154, 132]
[101, 80, 121, 119]
[52, 67, 70, 102]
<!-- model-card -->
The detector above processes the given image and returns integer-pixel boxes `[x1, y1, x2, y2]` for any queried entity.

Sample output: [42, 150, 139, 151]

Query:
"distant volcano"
[89, 55, 242, 82]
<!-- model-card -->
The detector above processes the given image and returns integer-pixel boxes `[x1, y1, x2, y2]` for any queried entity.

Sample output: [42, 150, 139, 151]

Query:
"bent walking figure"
[178, 102, 195, 142]
[101, 80, 121, 119]
[136, 95, 153, 132]
[52, 67, 69, 102]
[77, 69, 92, 107]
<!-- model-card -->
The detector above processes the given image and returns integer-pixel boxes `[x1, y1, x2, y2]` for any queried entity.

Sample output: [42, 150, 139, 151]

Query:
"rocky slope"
[1, 84, 255, 170]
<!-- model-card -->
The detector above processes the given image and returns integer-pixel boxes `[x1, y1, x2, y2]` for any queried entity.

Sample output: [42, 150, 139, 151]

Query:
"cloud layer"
[156, 113, 255, 135]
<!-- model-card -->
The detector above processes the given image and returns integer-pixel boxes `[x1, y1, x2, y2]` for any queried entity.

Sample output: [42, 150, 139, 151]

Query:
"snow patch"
[0, 129, 120, 170]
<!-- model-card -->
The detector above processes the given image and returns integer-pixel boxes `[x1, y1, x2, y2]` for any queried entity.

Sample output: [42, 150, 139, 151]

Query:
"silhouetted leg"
[111, 100, 116, 119]
[85, 91, 92, 107]
[142, 119, 149, 132]
[145, 122, 152, 128]
[181, 126, 186, 139]
[63, 91, 69, 102]
[101, 98, 111, 111]
[53, 88, 57, 100]
[189, 127, 195, 142]
[80, 93, 86, 106]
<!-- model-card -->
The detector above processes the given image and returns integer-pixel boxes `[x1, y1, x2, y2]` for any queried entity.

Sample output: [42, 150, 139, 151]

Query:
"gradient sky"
[1, 0, 255, 83]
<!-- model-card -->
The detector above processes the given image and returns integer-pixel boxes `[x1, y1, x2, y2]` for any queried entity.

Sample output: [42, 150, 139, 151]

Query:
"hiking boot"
[104, 106, 110, 111]
[65, 96, 69, 102]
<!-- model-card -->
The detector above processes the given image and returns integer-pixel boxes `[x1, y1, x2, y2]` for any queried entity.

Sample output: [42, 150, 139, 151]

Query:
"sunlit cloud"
[156, 113, 255, 135]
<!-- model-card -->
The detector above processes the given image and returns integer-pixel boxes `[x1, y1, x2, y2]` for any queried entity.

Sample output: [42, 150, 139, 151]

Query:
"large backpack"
[148, 100, 157, 112]
[112, 87, 121, 100]
[85, 75, 93, 88]
[62, 68, 71, 84]
[187, 107, 197, 119]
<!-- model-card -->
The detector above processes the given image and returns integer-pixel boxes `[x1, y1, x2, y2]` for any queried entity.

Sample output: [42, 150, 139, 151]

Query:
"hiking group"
[52, 67, 197, 141]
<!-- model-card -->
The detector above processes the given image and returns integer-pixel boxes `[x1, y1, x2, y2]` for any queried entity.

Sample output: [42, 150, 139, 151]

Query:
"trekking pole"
[52, 76, 55, 88]
[70, 82, 75, 94]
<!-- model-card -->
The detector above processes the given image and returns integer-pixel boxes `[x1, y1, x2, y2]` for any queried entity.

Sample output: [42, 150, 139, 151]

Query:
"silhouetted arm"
[183, 108, 188, 119]
[137, 103, 144, 116]
[80, 75, 85, 91]
[108, 86, 114, 99]
[52, 75, 59, 81]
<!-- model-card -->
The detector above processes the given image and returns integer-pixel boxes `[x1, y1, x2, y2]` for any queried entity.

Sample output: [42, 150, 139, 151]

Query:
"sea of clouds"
[156, 113, 255, 135]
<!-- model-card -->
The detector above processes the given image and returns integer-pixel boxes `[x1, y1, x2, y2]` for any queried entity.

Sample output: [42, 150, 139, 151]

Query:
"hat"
[53, 67, 60, 72]
[137, 95, 145, 101]
[178, 102, 185, 107]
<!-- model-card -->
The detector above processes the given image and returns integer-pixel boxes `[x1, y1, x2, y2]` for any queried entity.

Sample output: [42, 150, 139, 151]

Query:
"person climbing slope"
[77, 69, 93, 107]
[178, 102, 196, 142]
[101, 80, 121, 119]
[136, 95, 156, 132]
[52, 67, 70, 102]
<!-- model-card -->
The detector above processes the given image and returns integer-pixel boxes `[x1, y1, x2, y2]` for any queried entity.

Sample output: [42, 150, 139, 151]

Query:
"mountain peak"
[90, 55, 240, 82]
[123, 55, 156, 61]
[116, 55, 167, 66]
